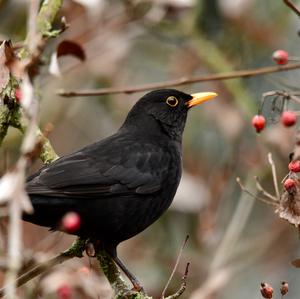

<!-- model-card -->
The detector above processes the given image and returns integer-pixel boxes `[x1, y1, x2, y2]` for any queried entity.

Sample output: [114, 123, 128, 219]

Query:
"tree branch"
[36, 0, 63, 36]
[0, 238, 85, 298]
[283, 0, 300, 17]
[96, 250, 131, 298]
[58, 62, 300, 97]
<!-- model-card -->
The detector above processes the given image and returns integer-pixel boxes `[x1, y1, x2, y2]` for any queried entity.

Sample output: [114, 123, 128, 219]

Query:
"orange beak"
[187, 92, 218, 108]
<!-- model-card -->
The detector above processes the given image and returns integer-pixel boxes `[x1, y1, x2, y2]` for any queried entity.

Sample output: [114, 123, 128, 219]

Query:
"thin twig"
[236, 178, 278, 207]
[27, 0, 39, 54]
[283, 0, 300, 17]
[289, 94, 300, 105]
[58, 63, 300, 97]
[164, 263, 190, 299]
[160, 235, 189, 299]
[0, 253, 72, 298]
[268, 153, 280, 200]
[0, 238, 85, 298]
[254, 176, 278, 202]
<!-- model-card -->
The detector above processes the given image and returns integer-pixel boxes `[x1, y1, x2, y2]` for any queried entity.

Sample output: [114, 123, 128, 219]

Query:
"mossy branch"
[96, 250, 133, 298]
[37, 0, 63, 36]
[36, 127, 59, 164]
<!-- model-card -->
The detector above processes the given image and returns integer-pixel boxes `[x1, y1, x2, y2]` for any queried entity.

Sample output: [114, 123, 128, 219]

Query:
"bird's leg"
[94, 241, 145, 294]
[110, 254, 145, 294]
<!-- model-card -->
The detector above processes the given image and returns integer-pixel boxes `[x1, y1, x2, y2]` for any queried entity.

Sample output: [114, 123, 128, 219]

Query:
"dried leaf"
[49, 40, 86, 77]
[276, 178, 300, 226]
[57, 40, 85, 61]
[49, 53, 60, 77]
[291, 258, 300, 267]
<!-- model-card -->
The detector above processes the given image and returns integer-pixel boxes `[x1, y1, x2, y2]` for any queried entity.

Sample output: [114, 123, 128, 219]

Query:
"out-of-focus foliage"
[1, 0, 300, 298]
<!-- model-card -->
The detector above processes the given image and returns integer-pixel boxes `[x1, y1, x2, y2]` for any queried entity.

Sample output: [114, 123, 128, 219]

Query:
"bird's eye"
[166, 96, 179, 107]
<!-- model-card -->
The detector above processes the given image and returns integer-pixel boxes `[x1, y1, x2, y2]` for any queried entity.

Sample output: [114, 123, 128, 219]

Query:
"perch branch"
[96, 250, 131, 298]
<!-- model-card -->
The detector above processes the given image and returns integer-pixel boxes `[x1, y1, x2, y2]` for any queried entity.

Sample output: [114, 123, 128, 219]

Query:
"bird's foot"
[132, 283, 145, 295]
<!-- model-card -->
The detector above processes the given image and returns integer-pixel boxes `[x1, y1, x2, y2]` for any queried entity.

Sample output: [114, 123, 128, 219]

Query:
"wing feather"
[27, 134, 170, 198]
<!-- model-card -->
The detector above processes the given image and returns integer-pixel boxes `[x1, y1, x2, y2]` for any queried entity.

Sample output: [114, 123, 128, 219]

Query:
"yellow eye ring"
[166, 96, 179, 107]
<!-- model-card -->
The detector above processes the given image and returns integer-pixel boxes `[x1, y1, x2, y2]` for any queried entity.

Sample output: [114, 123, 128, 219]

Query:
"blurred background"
[1, 0, 300, 298]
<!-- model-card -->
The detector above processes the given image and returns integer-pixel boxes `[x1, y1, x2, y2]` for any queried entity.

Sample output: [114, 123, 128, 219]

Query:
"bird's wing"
[27, 135, 172, 198]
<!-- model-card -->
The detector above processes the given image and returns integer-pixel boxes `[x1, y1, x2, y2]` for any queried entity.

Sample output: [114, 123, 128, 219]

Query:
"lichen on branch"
[36, 0, 63, 37]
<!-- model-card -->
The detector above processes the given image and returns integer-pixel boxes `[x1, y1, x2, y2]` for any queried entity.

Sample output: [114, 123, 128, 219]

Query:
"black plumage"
[24, 89, 217, 290]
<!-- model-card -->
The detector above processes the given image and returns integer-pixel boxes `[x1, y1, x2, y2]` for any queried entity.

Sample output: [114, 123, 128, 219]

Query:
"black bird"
[24, 89, 217, 291]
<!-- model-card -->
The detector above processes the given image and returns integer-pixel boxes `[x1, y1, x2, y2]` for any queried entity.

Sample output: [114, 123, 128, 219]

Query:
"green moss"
[62, 238, 86, 258]
[37, 0, 63, 36]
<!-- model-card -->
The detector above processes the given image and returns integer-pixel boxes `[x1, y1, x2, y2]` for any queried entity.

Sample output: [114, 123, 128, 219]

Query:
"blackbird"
[24, 89, 217, 291]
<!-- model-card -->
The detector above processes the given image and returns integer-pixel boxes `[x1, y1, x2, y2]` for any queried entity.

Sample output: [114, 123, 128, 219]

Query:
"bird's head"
[122, 89, 217, 140]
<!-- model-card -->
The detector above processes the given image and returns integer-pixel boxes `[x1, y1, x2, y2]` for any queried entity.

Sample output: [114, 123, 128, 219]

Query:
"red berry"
[288, 160, 300, 172]
[272, 50, 289, 65]
[252, 115, 266, 133]
[281, 111, 297, 127]
[15, 88, 21, 102]
[280, 281, 289, 296]
[57, 284, 72, 299]
[284, 178, 296, 192]
[260, 283, 273, 299]
[62, 212, 81, 233]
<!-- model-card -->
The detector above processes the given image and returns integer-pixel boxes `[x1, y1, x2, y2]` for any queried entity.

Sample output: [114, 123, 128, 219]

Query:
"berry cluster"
[283, 160, 300, 193]
[260, 281, 288, 299]
[251, 50, 298, 133]
[252, 111, 297, 133]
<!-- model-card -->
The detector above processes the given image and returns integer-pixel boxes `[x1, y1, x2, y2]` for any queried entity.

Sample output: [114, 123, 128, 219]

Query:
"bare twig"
[164, 263, 190, 299]
[161, 235, 189, 299]
[4, 161, 26, 299]
[283, 0, 300, 17]
[210, 180, 258, 272]
[268, 153, 280, 200]
[236, 177, 278, 207]
[289, 94, 300, 105]
[58, 62, 300, 97]
[254, 176, 278, 202]
[27, 0, 39, 54]
[0, 238, 85, 298]
[1, 254, 71, 298]
[262, 90, 300, 106]
[3, 2, 40, 297]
